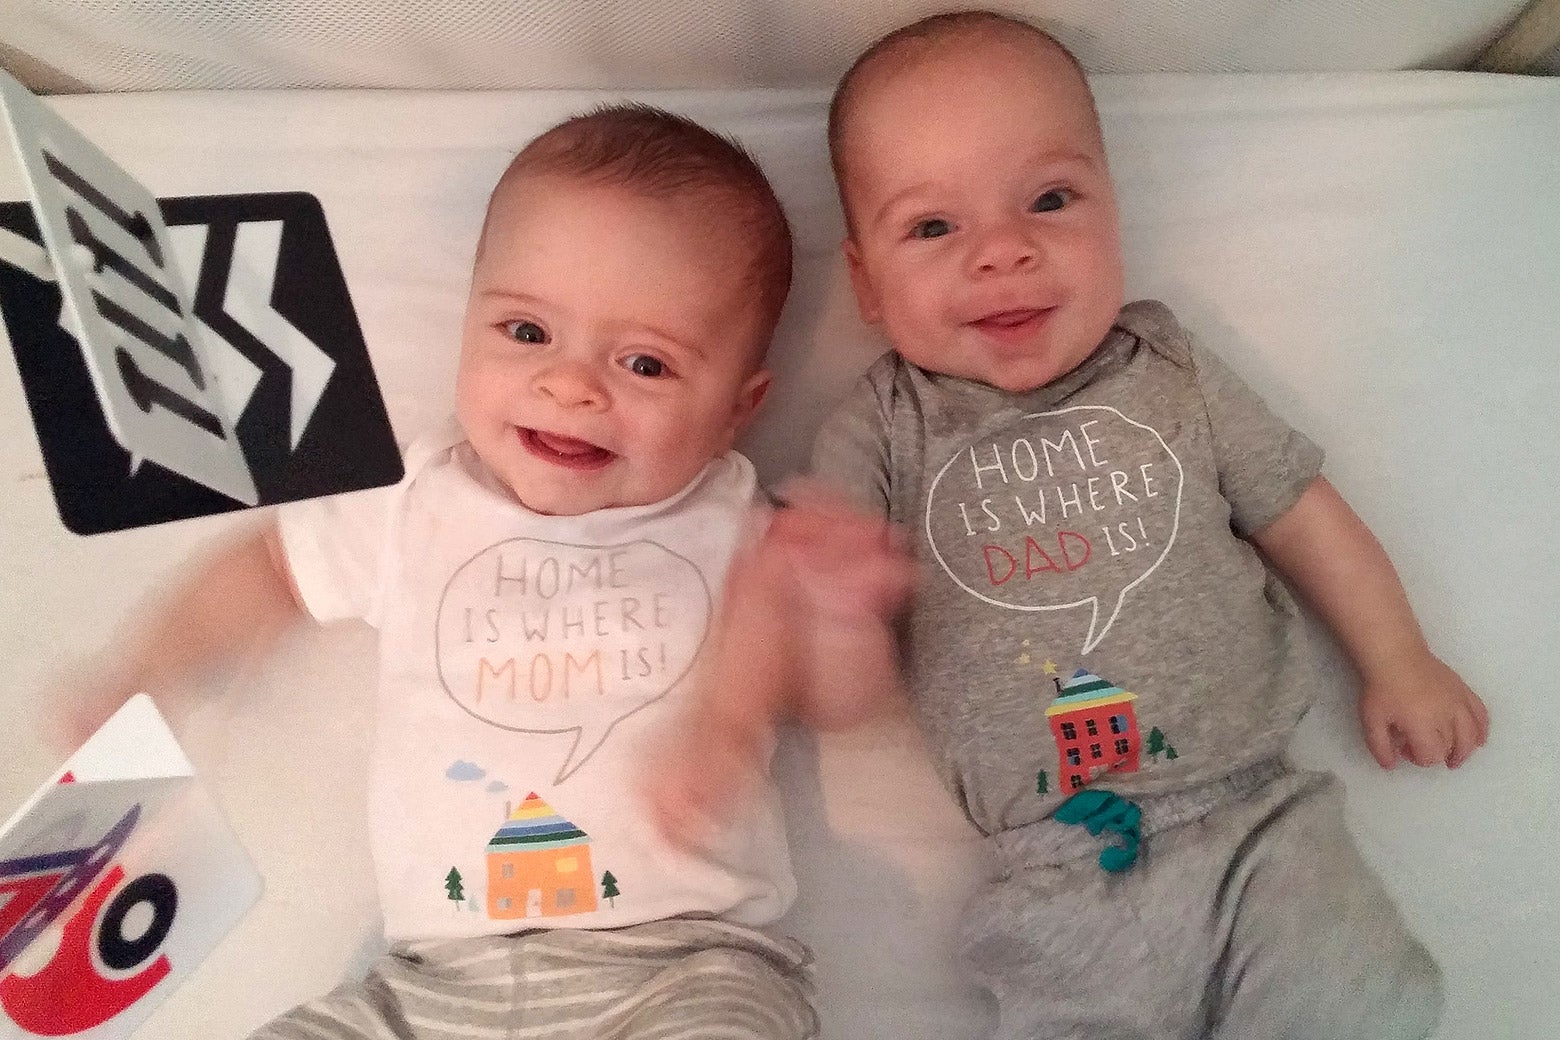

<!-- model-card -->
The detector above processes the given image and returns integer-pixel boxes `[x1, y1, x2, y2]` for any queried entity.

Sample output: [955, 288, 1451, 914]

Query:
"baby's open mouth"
[519, 428, 616, 470]
[970, 307, 1055, 332]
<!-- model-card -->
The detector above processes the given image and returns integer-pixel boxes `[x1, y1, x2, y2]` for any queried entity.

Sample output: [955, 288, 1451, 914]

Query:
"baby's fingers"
[773, 476, 867, 521]
[1447, 703, 1485, 769]
[1360, 704, 1400, 770]
[1469, 690, 1491, 745]
[852, 535, 916, 594]
[1399, 715, 1451, 769]
[775, 506, 893, 564]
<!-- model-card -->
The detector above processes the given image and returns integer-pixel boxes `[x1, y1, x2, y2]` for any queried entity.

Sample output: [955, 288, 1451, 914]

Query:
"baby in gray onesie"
[663, 10, 1491, 1040]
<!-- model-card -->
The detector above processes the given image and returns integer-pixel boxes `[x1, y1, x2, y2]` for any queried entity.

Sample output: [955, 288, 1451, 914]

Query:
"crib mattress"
[0, 72, 1556, 1038]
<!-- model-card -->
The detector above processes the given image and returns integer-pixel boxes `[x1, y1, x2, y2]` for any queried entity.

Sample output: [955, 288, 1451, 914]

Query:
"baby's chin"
[490, 478, 582, 517]
[936, 354, 1080, 394]
[494, 472, 699, 518]
[984, 373, 1056, 394]
[465, 450, 604, 517]
[974, 330, 1114, 393]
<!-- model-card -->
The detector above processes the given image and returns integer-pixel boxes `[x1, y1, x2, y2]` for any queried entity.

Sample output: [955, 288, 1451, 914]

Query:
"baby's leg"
[517, 918, 817, 1039]
[251, 921, 815, 1040]
[246, 937, 520, 1038]
[956, 858, 1209, 1040]
[1209, 773, 1443, 1040]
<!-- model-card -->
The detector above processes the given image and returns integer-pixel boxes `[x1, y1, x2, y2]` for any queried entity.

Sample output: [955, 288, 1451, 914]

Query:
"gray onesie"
[814, 300, 1441, 1039]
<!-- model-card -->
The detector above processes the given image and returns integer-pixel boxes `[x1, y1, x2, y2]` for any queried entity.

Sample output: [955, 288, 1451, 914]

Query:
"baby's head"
[459, 104, 792, 515]
[829, 11, 1124, 393]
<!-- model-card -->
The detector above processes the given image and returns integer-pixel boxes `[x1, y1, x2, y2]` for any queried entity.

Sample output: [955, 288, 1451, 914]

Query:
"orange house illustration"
[1046, 669, 1141, 791]
[486, 792, 597, 920]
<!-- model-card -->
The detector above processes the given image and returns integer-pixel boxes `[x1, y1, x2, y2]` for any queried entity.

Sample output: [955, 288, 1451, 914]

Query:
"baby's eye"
[910, 217, 952, 240]
[1030, 189, 1071, 213]
[503, 320, 548, 344]
[623, 354, 668, 379]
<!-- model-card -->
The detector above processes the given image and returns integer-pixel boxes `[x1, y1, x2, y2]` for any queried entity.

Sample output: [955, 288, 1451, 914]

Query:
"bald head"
[828, 11, 1100, 232]
[478, 104, 793, 349]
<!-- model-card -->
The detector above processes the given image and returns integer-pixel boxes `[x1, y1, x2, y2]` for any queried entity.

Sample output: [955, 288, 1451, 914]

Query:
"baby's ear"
[843, 238, 882, 325]
[730, 368, 772, 434]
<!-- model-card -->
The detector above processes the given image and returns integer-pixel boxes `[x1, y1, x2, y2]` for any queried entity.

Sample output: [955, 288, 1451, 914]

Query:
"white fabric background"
[0, 0, 1539, 92]
[0, 74, 1557, 1038]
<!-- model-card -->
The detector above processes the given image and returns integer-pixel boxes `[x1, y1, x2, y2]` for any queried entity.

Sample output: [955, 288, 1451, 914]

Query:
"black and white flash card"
[0, 70, 402, 534]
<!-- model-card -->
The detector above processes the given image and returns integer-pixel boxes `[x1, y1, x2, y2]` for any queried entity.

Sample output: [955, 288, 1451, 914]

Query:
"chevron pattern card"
[0, 695, 263, 1039]
[0, 70, 402, 533]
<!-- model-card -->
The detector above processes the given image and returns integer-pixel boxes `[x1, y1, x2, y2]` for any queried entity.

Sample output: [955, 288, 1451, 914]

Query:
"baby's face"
[839, 38, 1125, 393]
[457, 173, 769, 516]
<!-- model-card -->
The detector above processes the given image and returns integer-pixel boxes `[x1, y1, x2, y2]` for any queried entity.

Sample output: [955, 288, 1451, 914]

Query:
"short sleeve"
[809, 358, 896, 519]
[1190, 342, 1325, 536]
[275, 482, 399, 626]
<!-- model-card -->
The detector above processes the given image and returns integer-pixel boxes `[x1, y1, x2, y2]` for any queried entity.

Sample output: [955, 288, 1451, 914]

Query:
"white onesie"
[277, 427, 794, 940]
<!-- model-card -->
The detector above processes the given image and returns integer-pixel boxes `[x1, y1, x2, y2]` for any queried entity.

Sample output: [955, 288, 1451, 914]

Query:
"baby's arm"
[765, 482, 914, 730]
[651, 485, 913, 845]
[1252, 476, 1489, 769]
[47, 523, 307, 750]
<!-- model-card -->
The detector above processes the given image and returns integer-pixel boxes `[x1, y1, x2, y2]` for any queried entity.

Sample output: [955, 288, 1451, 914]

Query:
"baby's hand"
[646, 714, 767, 850]
[37, 654, 145, 754]
[1358, 654, 1489, 769]
[767, 480, 915, 729]
[649, 483, 914, 849]
[768, 478, 914, 628]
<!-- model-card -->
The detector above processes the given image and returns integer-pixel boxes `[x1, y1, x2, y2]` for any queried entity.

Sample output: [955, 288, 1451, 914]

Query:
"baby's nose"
[973, 226, 1041, 275]
[535, 360, 606, 408]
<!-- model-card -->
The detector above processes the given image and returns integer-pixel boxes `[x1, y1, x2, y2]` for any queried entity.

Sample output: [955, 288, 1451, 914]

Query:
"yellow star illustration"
[1042, 659, 1058, 676]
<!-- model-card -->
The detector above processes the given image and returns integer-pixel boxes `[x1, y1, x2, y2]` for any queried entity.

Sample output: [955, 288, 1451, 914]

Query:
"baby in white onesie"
[53, 103, 839, 1040]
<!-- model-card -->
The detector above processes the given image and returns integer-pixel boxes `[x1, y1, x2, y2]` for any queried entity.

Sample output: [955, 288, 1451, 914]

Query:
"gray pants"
[251, 917, 817, 1040]
[957, 765, 1442, 1040]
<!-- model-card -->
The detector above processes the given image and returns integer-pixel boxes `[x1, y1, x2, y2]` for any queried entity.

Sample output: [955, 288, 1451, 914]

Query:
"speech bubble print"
[925, 405, 1183, 654]
[435, 538, 712, 783]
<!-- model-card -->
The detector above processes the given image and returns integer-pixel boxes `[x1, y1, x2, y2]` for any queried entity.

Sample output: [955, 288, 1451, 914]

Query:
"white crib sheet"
[1, 72, 1557, 1039]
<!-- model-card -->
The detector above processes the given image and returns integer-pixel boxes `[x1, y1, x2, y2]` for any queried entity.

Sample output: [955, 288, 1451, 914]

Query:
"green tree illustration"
[1036, 770, 1050, 795]
[1165, 745, 1179, 761]
[445, 867, 465, 907]
[602, 871, 620, 908]
[1146, 727, 1167, 762]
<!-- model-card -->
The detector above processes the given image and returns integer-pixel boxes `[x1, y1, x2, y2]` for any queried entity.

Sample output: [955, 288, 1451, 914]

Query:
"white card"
[0, 68, 258, 505]
[0, 695, 262, 1038]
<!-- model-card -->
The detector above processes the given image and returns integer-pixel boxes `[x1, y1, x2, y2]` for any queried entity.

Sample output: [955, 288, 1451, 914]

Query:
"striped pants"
[251, 918, 818, 1040]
